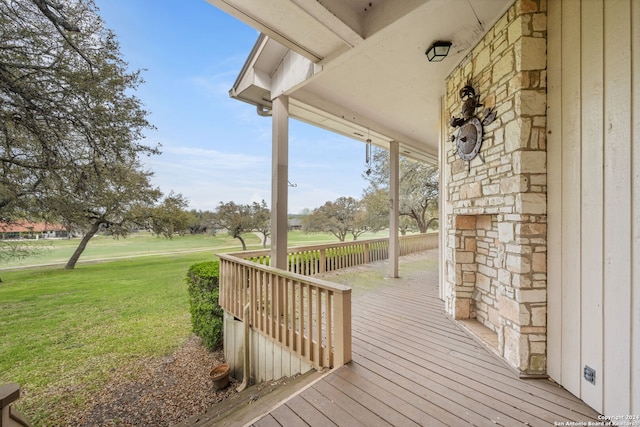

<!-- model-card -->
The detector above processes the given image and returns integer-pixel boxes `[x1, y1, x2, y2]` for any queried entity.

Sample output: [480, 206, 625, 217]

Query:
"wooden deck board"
[264, 404, 308, 427]
[323, 370, 419, 427]
[284, 395, 336, 426]
[245, 252, 601, 427]
[332, 366, 445, 426]
[342, 360, 497, 427]
[357, 349, 528, 426]
[352, 321, 585, 415]
[311, 377, 394, 427]
[299, 385, 368, 427]
[352, 343, 551, 426]
[251, 415, 280, 427]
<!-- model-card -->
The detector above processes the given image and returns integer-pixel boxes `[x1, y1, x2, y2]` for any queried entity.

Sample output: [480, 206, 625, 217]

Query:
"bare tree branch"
[32, 0, 79, 31]
[31, 0, 95, 68]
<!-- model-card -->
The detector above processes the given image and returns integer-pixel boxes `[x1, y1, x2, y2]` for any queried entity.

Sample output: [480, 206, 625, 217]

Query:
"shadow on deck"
[207, 250, 600, 426]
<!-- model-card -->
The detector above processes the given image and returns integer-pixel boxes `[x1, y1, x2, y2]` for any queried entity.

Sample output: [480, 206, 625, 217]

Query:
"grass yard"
[286, 229, 389, 246]
[0, 251, 214, 424]
[0, 232, 263, 269]
[1, 230, 369, 269]
[0, 231, 374, 424]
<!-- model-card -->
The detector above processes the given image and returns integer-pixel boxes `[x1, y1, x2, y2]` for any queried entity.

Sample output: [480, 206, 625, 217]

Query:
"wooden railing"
[218, 254, 351, 370]
[0, 384, 31, 427]
[217, 233, 438, 371]
[236, 232, 439, 275]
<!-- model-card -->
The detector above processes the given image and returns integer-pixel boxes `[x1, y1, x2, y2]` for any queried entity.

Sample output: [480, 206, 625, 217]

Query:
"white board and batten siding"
[547, 0, 639, 415]
[223, 312, 313, 383]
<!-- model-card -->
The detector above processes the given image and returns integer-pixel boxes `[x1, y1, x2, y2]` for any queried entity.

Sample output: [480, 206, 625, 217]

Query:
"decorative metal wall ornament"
[449, 79, 497, 172]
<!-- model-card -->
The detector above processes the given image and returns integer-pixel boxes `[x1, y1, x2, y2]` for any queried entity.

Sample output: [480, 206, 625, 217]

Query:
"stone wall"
[443, 0, 547, 375]
[458, 214, 501, 332]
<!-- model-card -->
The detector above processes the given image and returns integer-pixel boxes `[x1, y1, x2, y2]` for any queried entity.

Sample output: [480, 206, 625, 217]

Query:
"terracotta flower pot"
[210, 363, 230, 391]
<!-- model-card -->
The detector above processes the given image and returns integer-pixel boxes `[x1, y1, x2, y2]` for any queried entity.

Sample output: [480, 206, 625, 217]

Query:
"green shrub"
[186, 261, 223, 350]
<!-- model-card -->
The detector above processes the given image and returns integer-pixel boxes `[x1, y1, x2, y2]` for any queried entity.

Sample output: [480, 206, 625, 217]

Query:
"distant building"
[0, 221, 68, 240]
[288, 217, 303, 231]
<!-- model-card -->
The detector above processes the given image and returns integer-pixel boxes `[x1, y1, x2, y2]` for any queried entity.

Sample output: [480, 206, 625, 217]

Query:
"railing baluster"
[326, 292, 333, 367]
[261, 269, 266, 333]
[297, 281, 303, 357]
[249, 270, 260, 328]
[292, 281, 298, 353]
[306, 283, 312, 361]
[315, 287, 322, 367]
[235, 264, 240, 318]
[273, 272, 279, 340]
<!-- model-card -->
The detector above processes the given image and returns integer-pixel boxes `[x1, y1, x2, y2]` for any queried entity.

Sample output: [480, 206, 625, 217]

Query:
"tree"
[0, 0, 157, 224]
[36, 159, 162, 269]
[213, 201, 253, 250]
[250, 200, 270, 248]
[303, 196, 368, 241]
[399, 157, 439, 233]
[362, 147, 439, 233]
[186, 209, 216, 234]
[360, 188, 390, 232]
[147, 192, 191, 237]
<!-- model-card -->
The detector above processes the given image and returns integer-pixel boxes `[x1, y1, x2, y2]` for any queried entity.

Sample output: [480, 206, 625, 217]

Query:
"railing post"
[333, 290, 352, 366]
[320, 248, 326, 273]
[1, 383, 31, 427]
[364, 242, 370, 264]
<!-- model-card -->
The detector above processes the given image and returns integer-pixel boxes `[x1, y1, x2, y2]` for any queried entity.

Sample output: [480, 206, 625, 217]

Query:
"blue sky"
[94, 0, 369, 214]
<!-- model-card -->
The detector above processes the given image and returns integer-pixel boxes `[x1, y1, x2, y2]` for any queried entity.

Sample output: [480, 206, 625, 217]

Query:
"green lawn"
[0, 251, 217, 424]
[0, 232, 263, 268]
[287, 229, 389, 246]
[0, 231, 357, 424]
[1, 230, 374, 269]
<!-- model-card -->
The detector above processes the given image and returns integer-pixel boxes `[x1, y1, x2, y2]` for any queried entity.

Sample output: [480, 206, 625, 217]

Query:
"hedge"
[186, 261, 223, 350]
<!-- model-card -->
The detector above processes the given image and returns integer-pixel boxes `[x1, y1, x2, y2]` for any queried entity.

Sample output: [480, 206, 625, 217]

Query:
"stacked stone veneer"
[456, 214, 502, 332]
[443, 0, 547, 376]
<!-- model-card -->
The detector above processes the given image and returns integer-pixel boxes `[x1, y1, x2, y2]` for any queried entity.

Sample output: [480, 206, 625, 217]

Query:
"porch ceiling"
[207, 0, 513, 163]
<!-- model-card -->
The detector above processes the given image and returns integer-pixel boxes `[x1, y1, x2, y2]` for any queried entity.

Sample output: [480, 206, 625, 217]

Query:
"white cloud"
[162, 145, 267, 170]
[141, 143, 271, 210]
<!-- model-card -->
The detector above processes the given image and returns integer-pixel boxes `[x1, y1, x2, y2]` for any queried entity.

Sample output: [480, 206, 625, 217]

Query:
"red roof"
[0, 221, 66, 233]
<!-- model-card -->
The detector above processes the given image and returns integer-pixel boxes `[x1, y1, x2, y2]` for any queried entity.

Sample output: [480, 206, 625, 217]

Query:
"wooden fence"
[217, 233, 437, 371]
[236, 232, 438, 275]
[218, 254, 351, 370]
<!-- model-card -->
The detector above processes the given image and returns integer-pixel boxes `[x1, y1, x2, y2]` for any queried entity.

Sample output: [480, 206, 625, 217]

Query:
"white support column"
[270, 95, 289, 270]
[389, 140, 400, 278]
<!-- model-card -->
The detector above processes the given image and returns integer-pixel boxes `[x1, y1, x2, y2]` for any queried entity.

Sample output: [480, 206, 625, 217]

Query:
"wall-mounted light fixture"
[425, 41, 452, 62]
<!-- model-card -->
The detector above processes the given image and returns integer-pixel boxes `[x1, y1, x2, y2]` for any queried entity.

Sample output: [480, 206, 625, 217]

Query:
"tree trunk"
[237, 235, 247, 251]
[412, 210, 427, 233]
[65, 222, 100, 269]
[424, 217, 438, 232]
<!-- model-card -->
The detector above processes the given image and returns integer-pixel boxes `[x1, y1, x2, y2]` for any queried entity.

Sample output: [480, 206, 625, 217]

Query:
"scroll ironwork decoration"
[449, 79, 496, 172]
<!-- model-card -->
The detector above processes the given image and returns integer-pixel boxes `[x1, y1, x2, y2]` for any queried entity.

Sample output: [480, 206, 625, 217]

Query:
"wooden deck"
[237, 251, 601, 426]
